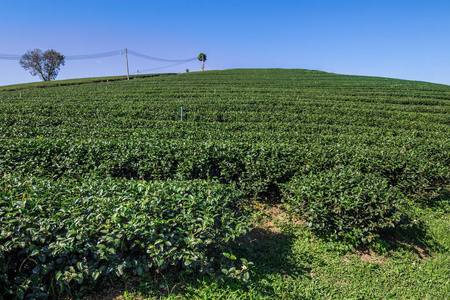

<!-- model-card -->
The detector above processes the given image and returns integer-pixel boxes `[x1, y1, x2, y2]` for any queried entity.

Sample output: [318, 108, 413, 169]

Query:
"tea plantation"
[0, 69, 449, 299]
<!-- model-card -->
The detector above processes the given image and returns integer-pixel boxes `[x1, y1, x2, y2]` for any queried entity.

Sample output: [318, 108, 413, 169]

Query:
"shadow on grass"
[423, 187, 450, 211]
[81, 227, 314, 299]
[243, 229, 309, 274]
[378, 220, 433, 259]
[228, 228, 321, 297]
[104, 228, 317, 299]
[376, 188, 450, 257]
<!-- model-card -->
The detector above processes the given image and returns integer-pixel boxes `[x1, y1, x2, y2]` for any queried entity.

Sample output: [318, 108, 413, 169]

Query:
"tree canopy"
[20, 49, 65, 81]
[198, 53, 207, 62]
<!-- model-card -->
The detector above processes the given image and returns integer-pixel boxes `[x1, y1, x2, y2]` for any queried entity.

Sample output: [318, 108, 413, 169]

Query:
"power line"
[65, 50, 124, 60]
[127, 50, 197, 62]
[203, 61, 213, 70]
[1, 49, 202, 79]
[135, 60, 195, 74]
[0, 54, 21, 60]
[0, 49, 196, 62]
[0, 51, 123, 61]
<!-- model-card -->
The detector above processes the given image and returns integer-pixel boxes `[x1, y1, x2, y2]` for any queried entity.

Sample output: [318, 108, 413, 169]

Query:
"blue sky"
[1, 0, 449, 86]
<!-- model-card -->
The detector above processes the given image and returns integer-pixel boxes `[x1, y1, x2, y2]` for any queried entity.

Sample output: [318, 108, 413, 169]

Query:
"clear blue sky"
[1, 0, 449, 86]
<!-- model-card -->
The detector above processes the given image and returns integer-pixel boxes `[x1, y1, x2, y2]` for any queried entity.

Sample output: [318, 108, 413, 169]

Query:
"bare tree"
[20, 49, 65, 81]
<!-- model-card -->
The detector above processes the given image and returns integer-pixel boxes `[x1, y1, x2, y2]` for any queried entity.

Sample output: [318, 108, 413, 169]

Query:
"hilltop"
[0, 69, 449, 299]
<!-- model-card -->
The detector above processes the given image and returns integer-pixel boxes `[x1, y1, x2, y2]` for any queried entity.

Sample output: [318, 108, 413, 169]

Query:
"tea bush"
[282, 167, 410, 248]
[0, 69, 449, 297]
[0, 176, 250, 298]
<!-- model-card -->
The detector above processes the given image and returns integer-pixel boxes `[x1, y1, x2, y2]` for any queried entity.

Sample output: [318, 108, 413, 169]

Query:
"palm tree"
[198, 53, 207, 71]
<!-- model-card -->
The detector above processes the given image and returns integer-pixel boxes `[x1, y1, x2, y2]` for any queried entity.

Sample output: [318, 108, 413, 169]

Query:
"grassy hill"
[0, 73, 176, 92]
[0, 69, 449, 299]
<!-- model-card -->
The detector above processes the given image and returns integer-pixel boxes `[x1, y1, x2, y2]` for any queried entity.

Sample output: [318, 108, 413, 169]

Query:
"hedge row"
[0, 176, 250, 299]
[1, 136, 447, 198]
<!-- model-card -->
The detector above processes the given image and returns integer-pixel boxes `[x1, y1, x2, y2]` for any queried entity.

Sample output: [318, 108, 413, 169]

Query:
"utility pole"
[125, 48, 130, 80]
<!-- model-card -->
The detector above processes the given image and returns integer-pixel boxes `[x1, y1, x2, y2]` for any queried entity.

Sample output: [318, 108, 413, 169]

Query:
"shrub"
[0, 176, 250, 299]
[282, 167, 410, 248]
